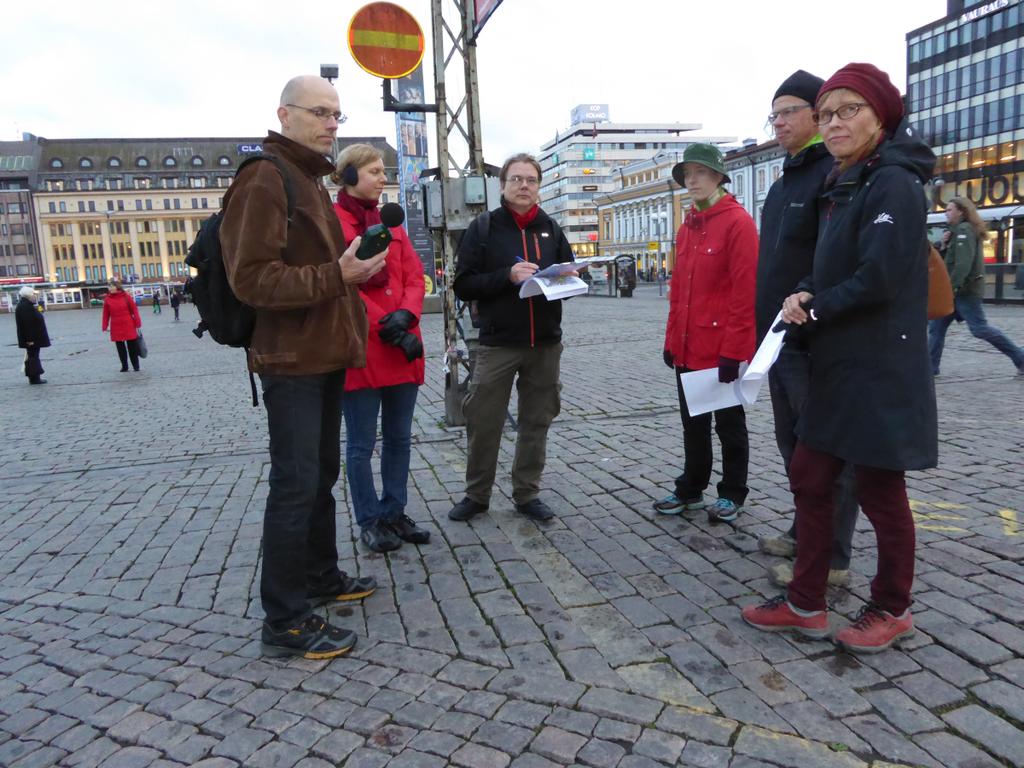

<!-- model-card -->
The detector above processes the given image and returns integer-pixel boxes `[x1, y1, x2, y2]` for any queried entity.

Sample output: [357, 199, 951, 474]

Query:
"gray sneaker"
[758, 533, 796, 558]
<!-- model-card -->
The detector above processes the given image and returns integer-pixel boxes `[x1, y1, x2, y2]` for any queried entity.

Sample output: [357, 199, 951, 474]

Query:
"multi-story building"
[907, 0, 1023, 212]
[538, 105, 735, 258]
[907, 0, 1023, 296]
[594, 154, 686, 278]
[0, 134, 398, 310]
[0, 138, 44, 282]
[723, 139, 786, 230]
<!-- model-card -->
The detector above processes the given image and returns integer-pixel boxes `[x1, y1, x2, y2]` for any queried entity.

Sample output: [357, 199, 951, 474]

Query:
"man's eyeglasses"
[813, 102, 870, 127]
[507, 175, 540, 186]
[285, 104, 347, 123]
[765, 104, 811, 125]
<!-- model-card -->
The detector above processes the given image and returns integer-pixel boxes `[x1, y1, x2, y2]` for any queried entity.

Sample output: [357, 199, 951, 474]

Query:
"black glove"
[396, 331, 424, 362]
[718, 356, 741, 383]
[378, 309, 417, 345]
[663, 349, 675, 369]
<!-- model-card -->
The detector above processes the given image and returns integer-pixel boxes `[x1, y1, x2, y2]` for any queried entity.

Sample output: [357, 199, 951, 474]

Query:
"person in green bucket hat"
[656, 143, 758, 525]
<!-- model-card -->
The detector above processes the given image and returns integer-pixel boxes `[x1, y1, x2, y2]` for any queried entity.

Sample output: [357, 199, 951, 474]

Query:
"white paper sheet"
[519, 274, 589, 300]
[680, 310, 788, 417]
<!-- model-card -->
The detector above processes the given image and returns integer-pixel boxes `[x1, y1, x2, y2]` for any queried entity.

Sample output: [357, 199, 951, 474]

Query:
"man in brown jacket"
[221, 74, 387, 659]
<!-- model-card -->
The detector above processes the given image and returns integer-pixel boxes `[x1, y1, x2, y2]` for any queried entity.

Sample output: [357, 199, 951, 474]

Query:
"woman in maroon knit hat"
[743, 63, 938, 653]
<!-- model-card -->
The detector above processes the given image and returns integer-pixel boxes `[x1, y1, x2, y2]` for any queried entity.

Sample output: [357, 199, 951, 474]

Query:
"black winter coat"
[454, 204, 574, 347]
[16, 298, 50, 349]
[755, 142, 832, 343]
[799, 121, 938, 471]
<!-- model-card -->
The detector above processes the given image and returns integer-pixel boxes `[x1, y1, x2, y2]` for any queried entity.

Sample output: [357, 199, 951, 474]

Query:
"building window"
[136, 157, 149, 168]
[191, 156, 204, 167]
[50, 158, 64, 169]
[218, 156, 232, 167]
[163, 156, 177, 167]
[59, 201, 67, 212]
[80, 158, 93, 169]
[108, 157, 121, 168]
[48, 202, 56, 213]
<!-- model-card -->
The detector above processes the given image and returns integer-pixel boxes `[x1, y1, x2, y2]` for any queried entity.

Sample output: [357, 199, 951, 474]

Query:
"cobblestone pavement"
[1, 288, 1022, 768]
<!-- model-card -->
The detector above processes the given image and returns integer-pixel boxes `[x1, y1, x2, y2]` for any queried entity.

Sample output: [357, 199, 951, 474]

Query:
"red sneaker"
[741, 595, 829, 639]
[835, 603, 914, 654]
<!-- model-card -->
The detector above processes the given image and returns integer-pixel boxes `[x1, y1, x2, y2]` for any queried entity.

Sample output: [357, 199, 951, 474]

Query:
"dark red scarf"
[337, 190, 389, 288]
[508, 203, 540, 229]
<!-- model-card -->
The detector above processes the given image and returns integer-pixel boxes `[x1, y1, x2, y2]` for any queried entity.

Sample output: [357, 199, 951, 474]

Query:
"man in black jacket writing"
[448, 153, 575, 523]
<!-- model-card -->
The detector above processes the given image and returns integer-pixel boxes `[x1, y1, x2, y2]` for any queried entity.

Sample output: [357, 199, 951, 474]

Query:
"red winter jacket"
[101, 290, 142, 342]
[335, 203, 425, 391]
[665, 194, 758, 370]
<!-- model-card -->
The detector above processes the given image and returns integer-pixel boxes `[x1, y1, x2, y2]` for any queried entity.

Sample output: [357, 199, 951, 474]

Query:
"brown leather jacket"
[220, 132, 367, 375]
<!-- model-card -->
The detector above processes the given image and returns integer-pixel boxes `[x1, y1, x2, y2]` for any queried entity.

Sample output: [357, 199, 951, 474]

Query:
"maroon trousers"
[787, 442, 916, 615]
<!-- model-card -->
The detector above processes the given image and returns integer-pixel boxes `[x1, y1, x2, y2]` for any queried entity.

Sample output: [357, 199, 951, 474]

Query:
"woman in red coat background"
[656, 143, 758, 525]
[332, 144, 430, 554]
[101, 276, 143, 372]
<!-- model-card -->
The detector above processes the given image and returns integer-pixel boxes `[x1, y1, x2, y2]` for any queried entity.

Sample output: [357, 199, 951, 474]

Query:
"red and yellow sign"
[347, 2, 425, 79]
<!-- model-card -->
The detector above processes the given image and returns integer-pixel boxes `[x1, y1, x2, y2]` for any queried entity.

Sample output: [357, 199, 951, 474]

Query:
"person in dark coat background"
[16, 286, 50, 385]
[170, 290, 182, 322]
[755, 69, 859, 590]
[101, 276, 143, 372]
[744, 63, 938, 654]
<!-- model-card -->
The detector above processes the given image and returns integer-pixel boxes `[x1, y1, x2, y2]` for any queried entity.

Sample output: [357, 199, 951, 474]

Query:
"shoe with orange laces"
[835, 602, 914, 654]
[741, 595, 829, 639]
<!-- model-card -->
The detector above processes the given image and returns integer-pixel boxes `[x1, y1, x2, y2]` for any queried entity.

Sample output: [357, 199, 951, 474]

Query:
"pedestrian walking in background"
[16, 286, 50, 385]
[332, 143, 431, 554]
[928, 196, 1024, 376]
[101, 277, 143, 372]
[170, 290, 181, 322]
[755, 70, 858, 588]
[221, 75, 386, 660]
[448, 153, 576, 524]
[152, 291, 162, 314]
[656, 143, 758, 525]
[743, 62, 937, 654]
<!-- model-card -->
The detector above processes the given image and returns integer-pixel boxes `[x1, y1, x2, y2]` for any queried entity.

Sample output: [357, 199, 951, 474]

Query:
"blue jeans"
[259, 370, 346, 627]
[342, 383, 419, 528]
[929, 295, 1024, 374]
[768, 347, 859, 569]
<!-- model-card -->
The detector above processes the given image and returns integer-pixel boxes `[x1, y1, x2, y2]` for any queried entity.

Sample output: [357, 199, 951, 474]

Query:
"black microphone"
[356, 203, 406, 260]
[380, 202, 405, 227]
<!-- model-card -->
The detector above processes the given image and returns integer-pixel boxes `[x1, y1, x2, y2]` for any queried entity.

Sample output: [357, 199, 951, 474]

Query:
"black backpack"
[185, 153, 295, 405]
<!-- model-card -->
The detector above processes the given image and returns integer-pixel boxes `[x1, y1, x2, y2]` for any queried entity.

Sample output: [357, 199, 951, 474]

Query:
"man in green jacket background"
[928, 196, 1024, 376]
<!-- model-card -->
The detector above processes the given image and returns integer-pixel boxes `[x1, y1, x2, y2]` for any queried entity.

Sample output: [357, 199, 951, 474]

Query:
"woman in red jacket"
[332, 144, 430, 553]
[101, 276, 143, 372]
[656, 143, 758, 525]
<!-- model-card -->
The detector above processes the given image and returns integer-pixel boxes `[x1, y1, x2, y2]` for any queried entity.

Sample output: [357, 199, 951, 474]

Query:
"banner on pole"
[394, 66, 436, 290]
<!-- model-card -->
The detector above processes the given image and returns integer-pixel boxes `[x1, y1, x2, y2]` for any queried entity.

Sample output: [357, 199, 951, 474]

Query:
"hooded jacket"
[334, 203, 425, 390]
[943, 220, 984, 298]
[101, 290, 141, 342]
[665, 194, 758, 370]
[755, 141, 832, 343]
[454, 203, 574, 347]
[220, 132, 368, 375]
[799, 120, 938, 471]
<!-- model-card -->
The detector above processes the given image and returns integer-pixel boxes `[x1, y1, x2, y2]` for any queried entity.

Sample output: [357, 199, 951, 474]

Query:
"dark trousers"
[463, 343, 562, 505]
[928, 295, 1024, 373]
[768, 348, 859, 568]
[173, 307, 180, 321]
[260, 370, 346, 628]
[24, 347, 44, 382]
[673, 367, 748, 505]
[787, 443, 915, 615]
[342, 383, 419, 528]
[115, 339, 141, 371]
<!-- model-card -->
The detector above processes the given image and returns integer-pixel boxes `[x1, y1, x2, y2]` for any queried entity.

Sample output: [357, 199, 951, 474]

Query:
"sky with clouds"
[4, 0, 947, 163]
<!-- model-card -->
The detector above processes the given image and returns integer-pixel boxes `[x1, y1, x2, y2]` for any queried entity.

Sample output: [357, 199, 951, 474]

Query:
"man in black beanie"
[756, 70, 860, 588]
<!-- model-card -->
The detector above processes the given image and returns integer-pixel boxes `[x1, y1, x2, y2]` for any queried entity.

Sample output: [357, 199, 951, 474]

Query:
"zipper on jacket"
[519, 227, 535, 347]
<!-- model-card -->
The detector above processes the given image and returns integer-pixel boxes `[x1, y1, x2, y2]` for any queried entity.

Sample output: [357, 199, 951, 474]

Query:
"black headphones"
[341, 164, 359, 186]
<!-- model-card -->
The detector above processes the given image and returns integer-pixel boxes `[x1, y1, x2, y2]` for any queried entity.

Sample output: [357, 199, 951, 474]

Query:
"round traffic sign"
[347, 2, 425, 79]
